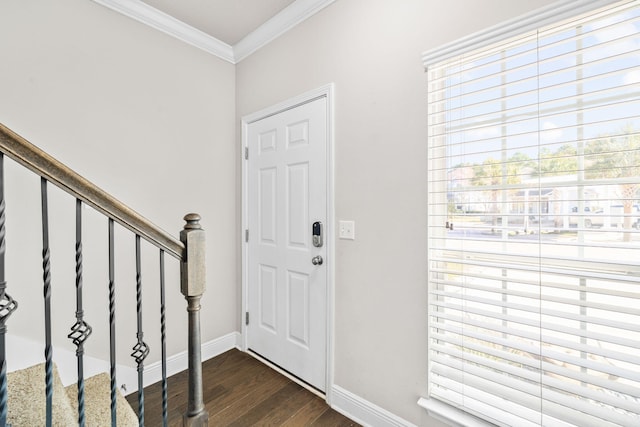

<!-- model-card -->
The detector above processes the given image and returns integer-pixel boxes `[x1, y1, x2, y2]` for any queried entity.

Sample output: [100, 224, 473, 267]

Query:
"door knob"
[311, 255, 323, 266]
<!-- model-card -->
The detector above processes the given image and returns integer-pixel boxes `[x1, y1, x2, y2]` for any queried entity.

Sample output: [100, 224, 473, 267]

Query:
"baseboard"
[331, 385, 416, 427]
[7, 331, 242, 396]
[141, 331, 241, 390]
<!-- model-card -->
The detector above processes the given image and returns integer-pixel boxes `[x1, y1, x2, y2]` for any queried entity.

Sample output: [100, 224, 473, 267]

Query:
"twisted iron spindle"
[0, 153, 17, 426]
[41, 178, 53, 427]
[160, 249, 168, 427]
[131, 235, 149, 427]
[108, 219, 117, 427]
[68, 199, 92, 427]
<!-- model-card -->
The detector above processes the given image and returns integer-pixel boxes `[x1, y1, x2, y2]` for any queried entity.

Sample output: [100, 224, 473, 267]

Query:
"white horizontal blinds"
[427, 1, 640, 426]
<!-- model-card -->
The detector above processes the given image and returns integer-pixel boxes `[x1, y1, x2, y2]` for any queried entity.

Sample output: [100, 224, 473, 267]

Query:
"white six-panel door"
[246, 96, 327, 391]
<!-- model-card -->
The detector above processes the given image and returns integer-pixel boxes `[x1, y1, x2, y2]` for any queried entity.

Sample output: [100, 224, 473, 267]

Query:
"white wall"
[236, 0, 556, 425]
[0, 0, 236, 370]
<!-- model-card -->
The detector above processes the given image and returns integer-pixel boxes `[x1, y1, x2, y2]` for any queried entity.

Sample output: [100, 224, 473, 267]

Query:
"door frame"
[240, 83, 335, 401]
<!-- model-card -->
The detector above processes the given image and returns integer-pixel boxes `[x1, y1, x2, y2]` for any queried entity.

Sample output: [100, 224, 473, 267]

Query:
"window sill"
[418, 398, 495, 427]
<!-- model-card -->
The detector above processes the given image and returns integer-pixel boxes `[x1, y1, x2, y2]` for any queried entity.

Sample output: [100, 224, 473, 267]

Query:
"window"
[424, 1, 640, 426]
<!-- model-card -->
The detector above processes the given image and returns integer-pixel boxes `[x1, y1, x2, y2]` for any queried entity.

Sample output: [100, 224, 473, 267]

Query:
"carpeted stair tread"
[7, 362, 77, 426]
[7, 362, 138, 426]
[65, 372, 138, 427]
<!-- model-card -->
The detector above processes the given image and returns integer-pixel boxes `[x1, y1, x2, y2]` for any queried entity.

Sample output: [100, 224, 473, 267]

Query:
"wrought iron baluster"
[0, 153, 17, 426]
[160, 249, 168, 427]
[108, 218, 116, 427]
[131, 235, 149, 427]
[68, 199, 92, 427]
[40, 178, 53, 427]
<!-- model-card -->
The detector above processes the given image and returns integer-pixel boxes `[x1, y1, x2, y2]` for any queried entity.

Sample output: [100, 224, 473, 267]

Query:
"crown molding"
[91, 0, 235, 64]
[233, 0, 336, 63]
[92, 0, 336, 64]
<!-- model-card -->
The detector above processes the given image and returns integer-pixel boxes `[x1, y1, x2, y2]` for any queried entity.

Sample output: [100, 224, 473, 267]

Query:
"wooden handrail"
[0, 123, 184, 259]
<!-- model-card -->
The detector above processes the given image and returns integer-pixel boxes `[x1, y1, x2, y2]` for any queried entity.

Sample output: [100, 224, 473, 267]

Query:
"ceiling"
[142, 0, 297, 45]
[93, 0, 335, 63]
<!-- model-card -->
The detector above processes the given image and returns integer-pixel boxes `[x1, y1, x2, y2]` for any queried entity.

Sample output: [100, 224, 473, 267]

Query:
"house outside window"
[423, 0, 640, 425]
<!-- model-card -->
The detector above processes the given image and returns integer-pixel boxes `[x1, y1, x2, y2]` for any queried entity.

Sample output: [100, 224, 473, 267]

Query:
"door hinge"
[244, 147, 249, 160]
[245, 312, 249, 325]
[245, 229, 249, 242]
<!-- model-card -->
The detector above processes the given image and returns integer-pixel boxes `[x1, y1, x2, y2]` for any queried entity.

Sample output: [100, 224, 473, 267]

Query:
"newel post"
[180, 213, 209, 427]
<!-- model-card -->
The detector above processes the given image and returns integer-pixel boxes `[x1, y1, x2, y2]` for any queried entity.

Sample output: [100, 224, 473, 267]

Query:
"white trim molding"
[91, 0, 335, 64]
[91, 0, 235, 63]
[421, 0, 618, 67]
[234, 0, 336, 62]
[332, 385, 417, 427]
[142, 331, 241, 390]
[418, 398, 493, 427]
[7, 331, 241, 395]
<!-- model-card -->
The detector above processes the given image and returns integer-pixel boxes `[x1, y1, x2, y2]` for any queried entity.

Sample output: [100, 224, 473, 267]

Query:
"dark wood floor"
[126, 349, 359, 426]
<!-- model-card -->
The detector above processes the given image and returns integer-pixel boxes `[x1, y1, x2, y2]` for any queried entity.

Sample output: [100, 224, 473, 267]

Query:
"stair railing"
[0, 123, 209, 426]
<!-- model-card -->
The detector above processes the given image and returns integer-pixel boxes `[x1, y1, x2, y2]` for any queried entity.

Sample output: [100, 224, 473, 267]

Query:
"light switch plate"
[339, 220, 355, 240]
